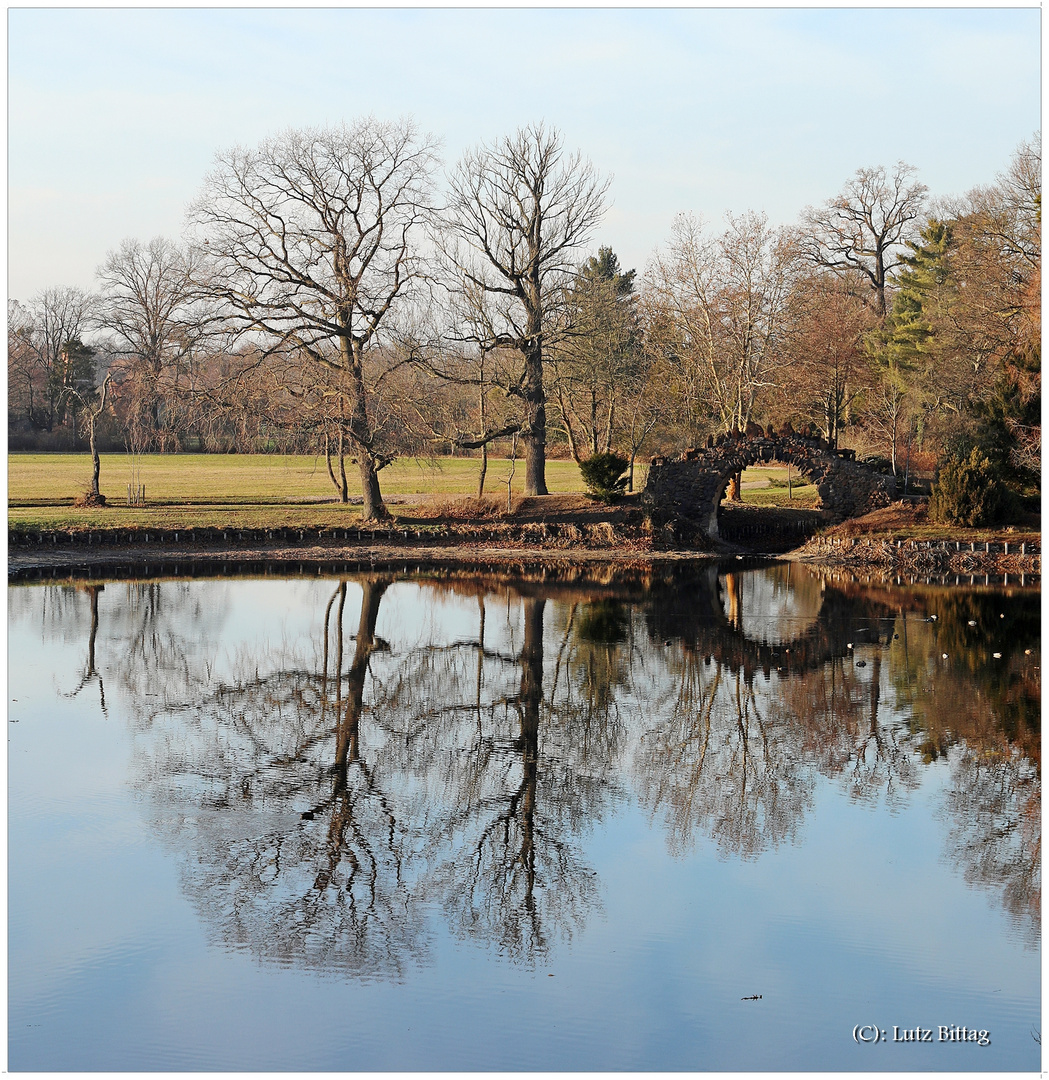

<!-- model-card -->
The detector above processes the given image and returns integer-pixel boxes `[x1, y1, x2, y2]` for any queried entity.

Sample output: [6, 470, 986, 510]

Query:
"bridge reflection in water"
[11, 562, 1039, 977]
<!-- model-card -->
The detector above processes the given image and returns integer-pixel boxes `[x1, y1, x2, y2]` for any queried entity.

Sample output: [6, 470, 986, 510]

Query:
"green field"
[8, 453, 820, 531]
[735, 468, 820, 508]
[8, 452, 588, 530]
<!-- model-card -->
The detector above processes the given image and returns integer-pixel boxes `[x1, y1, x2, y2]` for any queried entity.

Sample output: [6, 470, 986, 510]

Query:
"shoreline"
[7, 535, 718, 583]
[8, 531, 1041, 587]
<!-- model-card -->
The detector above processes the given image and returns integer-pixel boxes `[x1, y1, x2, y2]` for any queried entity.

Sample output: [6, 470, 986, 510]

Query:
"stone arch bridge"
[642, 428, 896, 542]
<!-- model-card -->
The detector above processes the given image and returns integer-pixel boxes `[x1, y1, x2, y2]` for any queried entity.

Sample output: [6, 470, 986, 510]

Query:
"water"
[8, 562, 1040, 1071]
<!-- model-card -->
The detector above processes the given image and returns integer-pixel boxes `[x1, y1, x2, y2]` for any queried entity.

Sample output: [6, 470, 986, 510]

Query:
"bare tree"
[645, 211, 801, 441]
[442, 124, 609, 495]
[68, 371, 114, 501]
[939, 137, 1041, 459]
[782, 272, 874, 448]
[800, 162, 928, 317]
[95, 237, 210, 452]
[189, 119, 440, 520]
[8, 287, 98, 433]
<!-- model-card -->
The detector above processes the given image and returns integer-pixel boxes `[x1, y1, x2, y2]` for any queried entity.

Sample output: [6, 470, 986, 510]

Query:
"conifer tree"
[865, 219, 955, 475]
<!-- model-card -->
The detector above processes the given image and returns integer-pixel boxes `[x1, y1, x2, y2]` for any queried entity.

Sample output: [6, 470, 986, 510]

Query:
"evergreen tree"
[550, 246, 642, 462]
[51, 338, 98, 436]
[864, 220, 955, 474]
[887, 219, 954, 368]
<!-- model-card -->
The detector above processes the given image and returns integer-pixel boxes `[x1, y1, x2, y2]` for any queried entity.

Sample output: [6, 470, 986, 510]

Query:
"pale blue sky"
[7, 6, 1041, 300]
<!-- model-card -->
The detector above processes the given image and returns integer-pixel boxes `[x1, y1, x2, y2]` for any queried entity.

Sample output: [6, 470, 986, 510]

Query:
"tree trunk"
[477, 372, 488, 497]
[589, 390, 599, 457]
[87, 375, 110, 499]
[358, 453, 388, 521]
[505, 433, 519, 514]
[523, 429, 547, 495]
[89, 418, 101, 497]
[521, 338, 548, 496]
[556, 382, 584, 465]
[337, 426, 349, 503]
[889, 408, 899, 477]
[325, 431, 336, 491]
[903, 423, 912, 496]
[324, 430, 343, 502]
[477, 443, 488, 498]
[343, 339, 388, 519]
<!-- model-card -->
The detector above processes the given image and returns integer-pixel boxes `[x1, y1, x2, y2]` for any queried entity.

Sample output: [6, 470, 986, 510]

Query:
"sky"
[7, 6, 1042, 301]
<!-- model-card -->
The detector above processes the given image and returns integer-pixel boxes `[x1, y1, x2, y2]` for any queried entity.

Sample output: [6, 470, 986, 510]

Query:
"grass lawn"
[736, 464, 820, 508]
[8, 452, 587, 530]
[8, 454, 1036, 544]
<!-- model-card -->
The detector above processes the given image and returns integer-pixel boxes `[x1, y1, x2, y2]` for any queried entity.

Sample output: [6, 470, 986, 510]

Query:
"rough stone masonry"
[642, 425, 896, 542]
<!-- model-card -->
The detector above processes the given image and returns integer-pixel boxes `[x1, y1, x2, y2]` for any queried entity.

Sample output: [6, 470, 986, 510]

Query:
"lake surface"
[8, 561, 1040, 1071]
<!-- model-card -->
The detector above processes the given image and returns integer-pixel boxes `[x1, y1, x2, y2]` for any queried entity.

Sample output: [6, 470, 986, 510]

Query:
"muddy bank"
[7, 532, 732, 587]
[791, 532, 1040, 578]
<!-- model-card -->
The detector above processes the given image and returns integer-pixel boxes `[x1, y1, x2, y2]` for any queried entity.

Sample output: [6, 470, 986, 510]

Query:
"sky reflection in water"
[8, 562, 1040, 1071]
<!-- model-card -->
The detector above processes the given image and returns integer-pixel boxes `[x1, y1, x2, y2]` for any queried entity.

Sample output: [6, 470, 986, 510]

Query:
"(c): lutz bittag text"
[853, 1024, 991, 1046]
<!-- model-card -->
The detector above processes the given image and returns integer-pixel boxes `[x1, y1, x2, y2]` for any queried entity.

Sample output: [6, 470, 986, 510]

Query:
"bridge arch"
[642, 430, 895, 542]
[645, 562, 896, 679]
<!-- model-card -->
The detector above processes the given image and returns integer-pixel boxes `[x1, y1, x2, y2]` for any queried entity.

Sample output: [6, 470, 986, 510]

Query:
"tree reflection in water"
[417, 596, 611, 959]
[945, 745, 1039, 942]
[14, 563, 1038, 971]
[121, 575, 629, 969]
[64, 584, 107, 714]
[633, 646, 818, 858]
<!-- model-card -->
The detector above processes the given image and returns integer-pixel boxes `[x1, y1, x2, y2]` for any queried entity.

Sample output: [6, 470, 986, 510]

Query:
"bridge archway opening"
[716, 460, 821, 510]
[714, 457, 826, 548]
[719, 563, 824, 645]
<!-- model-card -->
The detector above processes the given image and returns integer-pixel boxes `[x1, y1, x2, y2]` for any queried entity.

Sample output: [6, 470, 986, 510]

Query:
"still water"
[8, 562, 1040, 1071]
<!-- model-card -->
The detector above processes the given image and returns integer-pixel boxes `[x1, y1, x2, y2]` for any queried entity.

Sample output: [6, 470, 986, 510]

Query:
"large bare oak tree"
[189, 119, 439, 519]
[442, 125, 608, 495]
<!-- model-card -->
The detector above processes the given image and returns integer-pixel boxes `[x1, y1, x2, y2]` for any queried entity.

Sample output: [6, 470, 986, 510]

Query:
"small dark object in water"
[741, 994, 762, 1001]
[856, 660, 866, 667]
[301, 810, 315, 820]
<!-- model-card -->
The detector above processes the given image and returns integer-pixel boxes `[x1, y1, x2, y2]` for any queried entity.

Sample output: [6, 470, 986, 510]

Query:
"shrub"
[579, 452, 629, 502]
[928, 449, 1010, 527]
